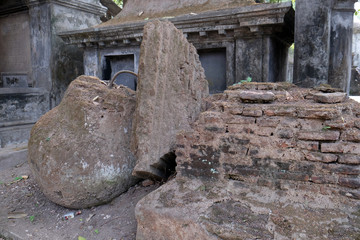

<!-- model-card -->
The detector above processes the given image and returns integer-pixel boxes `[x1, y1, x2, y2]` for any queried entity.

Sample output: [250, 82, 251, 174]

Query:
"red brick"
[277, 128, 294, 139]
[323, 164, 360, 175]
[263, 105, 297, 117]
[321, 142, 360, 154]
[197, 112, 223, 125]
[338, 177, 360, 189]
[238, 90, 275, 103]
[228, 107, 243, 115]
[275, 172, 310, 182]
[297, 141, 319, 151]
[225, 115, 255, 124]
[222, 102, 243, 115]
[254, 127, 275, 137]
[242, 106, 263, 117]
[304, 152, 338, 163]
[256, 117, 280, 127]
[338, 154, 360, 165]
[324, 118, 354, 130]
[340, 128, 360, 142]
[298, 131, 340, 141]
[297, 119, 324, 130]
[297, 107, 341, 119]
[276, 140, 296, 149]
[310, 175, 337, 185]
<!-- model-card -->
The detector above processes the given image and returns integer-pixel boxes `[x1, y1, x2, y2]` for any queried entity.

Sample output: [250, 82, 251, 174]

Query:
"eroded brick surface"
[176, 82, 360, 196]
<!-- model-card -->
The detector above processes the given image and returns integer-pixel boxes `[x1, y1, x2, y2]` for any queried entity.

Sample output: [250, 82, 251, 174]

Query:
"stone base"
[0, 124, 33, 148]
[135, 177, 360, 240]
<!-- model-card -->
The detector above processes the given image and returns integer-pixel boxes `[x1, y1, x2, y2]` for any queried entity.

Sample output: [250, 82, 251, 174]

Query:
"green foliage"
[240, 77, 252, 84]
[112, 0, 123, 7]
[78, 237, 87, 240]
[29, 215, 35, 222]
[94, 229, 99, 234]
[14, 176, 23, 181]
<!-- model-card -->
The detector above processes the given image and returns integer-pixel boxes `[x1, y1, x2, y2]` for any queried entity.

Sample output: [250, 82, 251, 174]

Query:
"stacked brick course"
[176, 82, 360, 199]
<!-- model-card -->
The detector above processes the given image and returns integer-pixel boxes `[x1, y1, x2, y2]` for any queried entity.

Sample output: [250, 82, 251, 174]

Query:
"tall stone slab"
[294, 0, 357, 93]
[131, 20, 209, 180]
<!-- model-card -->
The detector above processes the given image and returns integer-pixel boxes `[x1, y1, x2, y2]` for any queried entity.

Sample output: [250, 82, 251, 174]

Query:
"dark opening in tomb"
[150, 151, 177, 181]
[198, 48, 227, 94]
[103, 54, 137, 90]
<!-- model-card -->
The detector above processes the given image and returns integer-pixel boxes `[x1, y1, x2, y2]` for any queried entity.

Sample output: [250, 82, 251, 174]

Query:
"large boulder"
[131, 20, 209, 180]
[28, 76, 139, 209]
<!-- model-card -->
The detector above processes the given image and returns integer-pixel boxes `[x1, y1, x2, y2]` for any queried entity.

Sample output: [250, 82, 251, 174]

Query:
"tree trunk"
[100, 0, 121, 17]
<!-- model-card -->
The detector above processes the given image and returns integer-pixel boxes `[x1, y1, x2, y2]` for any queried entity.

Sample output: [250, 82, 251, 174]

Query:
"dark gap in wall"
[198, 48, 227, 94]
[103, 54, 136, 90]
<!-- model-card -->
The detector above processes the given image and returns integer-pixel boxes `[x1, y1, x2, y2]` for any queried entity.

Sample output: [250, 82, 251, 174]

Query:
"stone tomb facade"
[60, 1, 294, 94]
[0, 0, 105, 148]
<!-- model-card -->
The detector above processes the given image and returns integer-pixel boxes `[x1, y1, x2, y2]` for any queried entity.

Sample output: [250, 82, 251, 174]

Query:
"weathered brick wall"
[176, 82, 360, 200]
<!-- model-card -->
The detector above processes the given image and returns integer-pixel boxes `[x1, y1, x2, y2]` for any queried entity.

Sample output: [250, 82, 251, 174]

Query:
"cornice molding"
[59, 2, 294, 48]
[0, 0, 28, 16]
[27, 0, 106, 16]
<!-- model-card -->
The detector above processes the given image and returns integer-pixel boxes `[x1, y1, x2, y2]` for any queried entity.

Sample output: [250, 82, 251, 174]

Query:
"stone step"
[0, 143, 28, 171]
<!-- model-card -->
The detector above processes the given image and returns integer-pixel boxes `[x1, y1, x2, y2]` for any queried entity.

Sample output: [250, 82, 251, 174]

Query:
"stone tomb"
[59, 0, 294, 94]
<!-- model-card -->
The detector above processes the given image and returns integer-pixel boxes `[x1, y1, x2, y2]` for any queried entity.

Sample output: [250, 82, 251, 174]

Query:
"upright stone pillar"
[329, 0, 357, 92]
[294, 0, 356, 93]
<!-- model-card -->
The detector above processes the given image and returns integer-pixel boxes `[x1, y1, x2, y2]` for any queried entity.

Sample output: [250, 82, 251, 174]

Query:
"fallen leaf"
[78, 236, 86, 240]
[86, 213, 95, 222]
[8, 212, 28, 219]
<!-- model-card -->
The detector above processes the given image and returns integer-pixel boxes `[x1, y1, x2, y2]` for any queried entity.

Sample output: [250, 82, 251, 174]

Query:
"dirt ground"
[0, 159, 159, 240]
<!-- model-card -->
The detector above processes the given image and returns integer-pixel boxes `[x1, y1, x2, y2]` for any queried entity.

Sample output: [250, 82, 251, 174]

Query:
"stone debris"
[131, 20, 209, 180]
[28, 76, 139, 209]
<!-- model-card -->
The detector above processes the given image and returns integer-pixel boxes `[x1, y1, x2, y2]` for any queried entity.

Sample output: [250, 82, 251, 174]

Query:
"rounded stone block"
[28, 76, 139, 209]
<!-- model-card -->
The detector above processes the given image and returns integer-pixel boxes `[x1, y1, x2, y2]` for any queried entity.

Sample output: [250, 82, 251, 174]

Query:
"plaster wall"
[0, 12, 31, 77]
[50, 3, 103, 106]
[353, 22, 360, 67]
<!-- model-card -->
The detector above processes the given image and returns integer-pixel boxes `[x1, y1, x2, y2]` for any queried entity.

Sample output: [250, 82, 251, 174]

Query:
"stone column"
[329, 0, 357, 93]
[235, 32, 290, 83]
[293, 0, 332, 88]
[293, 0, 356, 93]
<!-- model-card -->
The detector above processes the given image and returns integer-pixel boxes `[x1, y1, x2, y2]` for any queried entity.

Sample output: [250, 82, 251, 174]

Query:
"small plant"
[29, 215, 35, 222]
[14, 176, 23, 181]
[94, 229, 99, 234]
[322, 126, 331, 131]
[240, 76, 252, 84]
